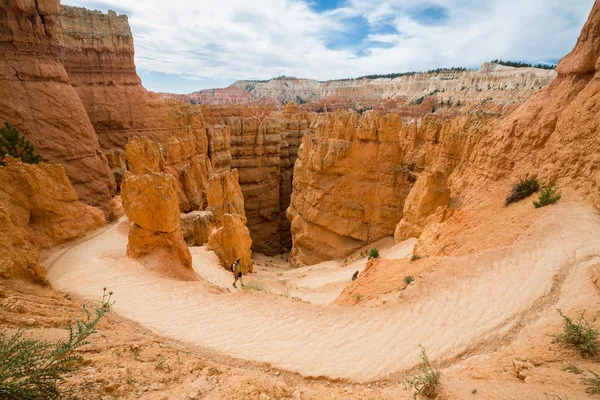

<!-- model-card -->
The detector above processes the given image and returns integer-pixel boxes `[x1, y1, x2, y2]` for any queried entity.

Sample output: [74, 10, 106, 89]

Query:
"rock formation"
[0, 0, 114, 212]
[203, 105, 307, 255]
[121, 171, 193, 276]
[161, 64, 555, 115]
[0, 157, 106, 284]
[394, 170, 451, 241]
[207, 214, 253, 274]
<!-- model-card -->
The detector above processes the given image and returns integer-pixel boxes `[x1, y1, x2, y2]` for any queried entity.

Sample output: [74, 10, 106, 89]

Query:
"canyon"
[1, 0, 600, 399]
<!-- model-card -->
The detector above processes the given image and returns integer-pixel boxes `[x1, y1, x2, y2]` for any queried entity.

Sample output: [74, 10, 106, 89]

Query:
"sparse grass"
[505, 177, 539, 206]
[155, 355, 170, 372]
[564, 364, 583, 374]
[472, 388, 477, 394]
[545, 394, 570, 400]
[368, 248, 380, 260]
[243, 280, 271, 293]
[411, 254, 422, 262]
[0, 289, 113, 400]
[129, 346, 141, 360]
[404, 346, 441, 399]
[276, 272, 283, 277]
[555, 309, 600, 357]
[404, 276, 415, 286]
[533, 182, 561, 208]
[355, 294, 363, 303]
[585, 372, 600, 395]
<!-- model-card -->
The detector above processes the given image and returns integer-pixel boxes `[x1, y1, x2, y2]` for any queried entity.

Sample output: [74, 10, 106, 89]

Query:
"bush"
[404, 276, 415, 285]
[368, 248, 380, 260]
[585, 372, 600, 395]
[0, 123, 41, 167]
[555, 309, 599, 357]
[505, 177, 539, 206]
[0, 289, 113, 399]
[533, 182, 561, 208]
[411, 254, 421, 262]
[404, 346, 441, 399]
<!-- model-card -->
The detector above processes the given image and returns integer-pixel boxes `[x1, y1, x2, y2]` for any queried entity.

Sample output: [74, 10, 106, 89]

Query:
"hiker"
[352, 270, 359, 281]
[231, 258, 244, 288]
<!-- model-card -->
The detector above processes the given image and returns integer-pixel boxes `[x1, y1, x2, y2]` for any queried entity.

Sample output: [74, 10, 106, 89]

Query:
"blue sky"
[63, 0, 595, 94]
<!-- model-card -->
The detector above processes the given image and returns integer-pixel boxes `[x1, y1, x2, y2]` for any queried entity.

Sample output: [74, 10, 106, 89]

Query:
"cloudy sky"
[63, 0, 595, 94]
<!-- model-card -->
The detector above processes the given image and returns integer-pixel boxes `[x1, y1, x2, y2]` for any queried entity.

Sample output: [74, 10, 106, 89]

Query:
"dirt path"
[45, 203, 600, 382]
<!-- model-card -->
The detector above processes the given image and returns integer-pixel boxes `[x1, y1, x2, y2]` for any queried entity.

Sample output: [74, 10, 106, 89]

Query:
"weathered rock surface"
[56, 6, 207, 152]
[121, 172, 193, 273]
[394, 170, 451, 241]
[0, 157, 106, 284]
[207, 169, 246, 222]
[208, 214, 253, 274]
[162, 64, 555, 116]
[126, 136, 165, 175]
[203, 105, 307, 255]
[181, 211, 216, 246]
[0, 0, 114, 211]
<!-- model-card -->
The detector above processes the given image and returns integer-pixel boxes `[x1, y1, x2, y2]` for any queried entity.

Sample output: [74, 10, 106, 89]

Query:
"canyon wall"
[0, 157, 106, 284]
[55, 6, 206, 151]
[202, 105, 308, 255]
[288, 112, 492, 265]
[162, 64, 556, 115]
[0, 0, 114, 211]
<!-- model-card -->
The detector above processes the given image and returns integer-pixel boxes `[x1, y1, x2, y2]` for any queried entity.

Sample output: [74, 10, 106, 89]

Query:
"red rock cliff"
[0, 0, 114, 211]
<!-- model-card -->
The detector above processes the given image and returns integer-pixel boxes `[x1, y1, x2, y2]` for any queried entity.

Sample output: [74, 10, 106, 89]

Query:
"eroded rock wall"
[288, 111, 490, 265]
[203, 105, 308, 255]
[0, 0, 114, 212]
[0, 157, 106, 284]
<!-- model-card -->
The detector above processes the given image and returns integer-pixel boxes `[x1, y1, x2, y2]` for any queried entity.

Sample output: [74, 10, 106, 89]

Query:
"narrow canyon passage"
[45, 203, 600, 382]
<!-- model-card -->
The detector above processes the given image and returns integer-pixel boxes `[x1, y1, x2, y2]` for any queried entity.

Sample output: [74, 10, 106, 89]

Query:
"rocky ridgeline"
[161, 63, 556, 116]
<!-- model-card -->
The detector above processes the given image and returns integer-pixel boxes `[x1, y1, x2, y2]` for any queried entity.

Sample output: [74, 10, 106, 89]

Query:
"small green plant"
[472, 388, 478, 394]
[355, 294, 363, 303]
[0, 122, 41, 166]
[411, 254, 421, 262]
[585, 372, 600, 395]
[404, 346, 441, 399]
[555, 309, 600, 357]
[368, 248, 380, 260]
[404, 276, 415, 286]
[505, 177, 539, 206]
[155, 355, 170, 372]
[564, 364, 583, 374]
[243, 281, 271, 293]
[533, 182, 561, 208]
[0, 289, 113, 399]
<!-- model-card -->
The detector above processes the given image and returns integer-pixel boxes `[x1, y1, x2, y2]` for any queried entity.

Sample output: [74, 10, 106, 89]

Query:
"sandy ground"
[43, 202, 600, 386]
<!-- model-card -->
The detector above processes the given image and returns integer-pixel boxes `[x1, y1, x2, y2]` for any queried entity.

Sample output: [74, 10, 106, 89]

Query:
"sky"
[62, 0, 595, 94]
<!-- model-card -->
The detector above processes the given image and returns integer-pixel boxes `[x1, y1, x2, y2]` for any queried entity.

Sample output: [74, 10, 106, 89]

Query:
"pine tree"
[0, 122, 40, 166]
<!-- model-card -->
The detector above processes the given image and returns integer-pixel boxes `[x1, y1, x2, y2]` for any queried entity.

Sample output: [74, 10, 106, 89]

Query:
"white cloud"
[62, 0, 595, 92]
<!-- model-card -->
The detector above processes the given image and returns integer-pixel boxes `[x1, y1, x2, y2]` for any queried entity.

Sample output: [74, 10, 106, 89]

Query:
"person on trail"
[231, 258, 244, 288]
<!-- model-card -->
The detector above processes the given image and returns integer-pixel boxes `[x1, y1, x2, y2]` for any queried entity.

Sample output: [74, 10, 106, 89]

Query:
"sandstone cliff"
[0, 0, 114, 211]
[0, 157, 106, 284]
[202, 105, 307, 255]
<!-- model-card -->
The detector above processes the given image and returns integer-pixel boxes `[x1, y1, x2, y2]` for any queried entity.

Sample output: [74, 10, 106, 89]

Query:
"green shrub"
[0, 122, 40, 166]
[0, 289, 113, 399]
[533, 182, 561, 208]
[404, 276, 415, 286]
[368, 248, 380, 260]
[505, 177, 539, 206]
[555, 309, 599, 357]
[404, 346, 441, 399]
[411, 254, 421, 262]
[585, 372, 600, 395]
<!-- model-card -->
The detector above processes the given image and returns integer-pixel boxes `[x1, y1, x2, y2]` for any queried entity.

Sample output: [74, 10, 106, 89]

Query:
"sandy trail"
[46, 203, 600, 382]
[251, 237, 417, 304]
